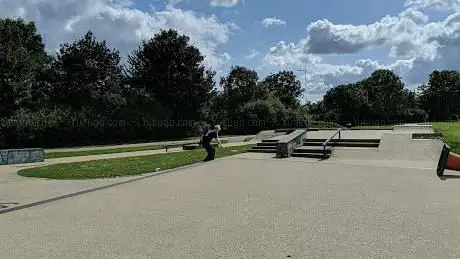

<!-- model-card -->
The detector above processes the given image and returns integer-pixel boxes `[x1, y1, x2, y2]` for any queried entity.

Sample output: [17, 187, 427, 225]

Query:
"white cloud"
[245, 49, 260, 60]
[0, 0, 236, 69]
[210, 0, 240, 7]
[264, 40, 322, 67]
[405, 0, 460, 11]
[262, 17, 286, 28]
[263, 0, 460, 101]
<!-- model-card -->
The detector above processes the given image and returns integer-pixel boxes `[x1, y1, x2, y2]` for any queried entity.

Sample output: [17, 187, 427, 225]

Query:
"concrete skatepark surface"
[0, 141, 255, 209]
[2, 124, 460, 258]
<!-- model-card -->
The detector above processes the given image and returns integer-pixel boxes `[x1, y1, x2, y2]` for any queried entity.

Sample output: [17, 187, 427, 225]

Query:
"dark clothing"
[202, 142, 215, 162]
[201, 129, 218, 162]
[201, 130, 218, 145]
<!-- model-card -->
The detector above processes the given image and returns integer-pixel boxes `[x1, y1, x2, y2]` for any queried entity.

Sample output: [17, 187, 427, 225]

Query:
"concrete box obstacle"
[0, 148, 44, 165]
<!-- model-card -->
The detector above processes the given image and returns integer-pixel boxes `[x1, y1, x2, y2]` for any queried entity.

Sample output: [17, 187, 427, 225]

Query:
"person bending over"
[200, 125, 223, 162]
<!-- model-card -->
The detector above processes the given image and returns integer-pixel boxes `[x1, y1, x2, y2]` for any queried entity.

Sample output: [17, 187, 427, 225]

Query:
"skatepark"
[2, 124, 460, 258]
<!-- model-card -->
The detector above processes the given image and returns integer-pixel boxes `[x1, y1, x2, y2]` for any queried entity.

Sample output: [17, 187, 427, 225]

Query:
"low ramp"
[254, 130, 288, 141]
[393, 124, 434, 133]
[331, 132, 444, 168]
[305, 129, 391, 140]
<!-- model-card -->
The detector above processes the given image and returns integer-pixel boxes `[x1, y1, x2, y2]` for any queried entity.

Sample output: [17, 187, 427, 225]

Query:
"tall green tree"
[362, 69, 405, 122]
[322, 82, 369, 124]
[220, 66, 267, 112]
[260, 70, 304, 108]
[49, 31, 125, 113]
[126, 29, 215, 121]
[0, 18, 49, 117]
[418, 70, 460, 121]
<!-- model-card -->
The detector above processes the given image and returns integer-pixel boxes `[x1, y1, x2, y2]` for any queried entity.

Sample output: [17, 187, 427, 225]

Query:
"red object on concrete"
[447, 152, 460, 171]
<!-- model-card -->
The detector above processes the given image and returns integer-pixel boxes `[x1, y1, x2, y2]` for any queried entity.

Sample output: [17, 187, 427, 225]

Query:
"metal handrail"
[321, 128, 342, 159]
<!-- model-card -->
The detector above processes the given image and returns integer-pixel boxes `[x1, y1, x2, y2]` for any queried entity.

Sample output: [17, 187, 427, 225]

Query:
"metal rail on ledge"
[321, 128, 342, 159]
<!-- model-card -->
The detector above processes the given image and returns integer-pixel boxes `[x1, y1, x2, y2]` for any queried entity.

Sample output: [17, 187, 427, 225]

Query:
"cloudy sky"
[1, 0, 460, 102]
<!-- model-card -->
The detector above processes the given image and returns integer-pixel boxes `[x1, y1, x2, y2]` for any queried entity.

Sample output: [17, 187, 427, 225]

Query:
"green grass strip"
[19, 144, 252, 180]
[433, 122, 460, 154]
[45, 140, 229, 159]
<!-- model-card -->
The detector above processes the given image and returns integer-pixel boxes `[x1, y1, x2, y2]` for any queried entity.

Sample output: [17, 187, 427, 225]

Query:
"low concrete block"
[183, 144, 200, 150]
[412, 133, 443, 139]
[0, 148, 44, 165]
[276, 130, 306, 158]
[0, 150, 7, 165]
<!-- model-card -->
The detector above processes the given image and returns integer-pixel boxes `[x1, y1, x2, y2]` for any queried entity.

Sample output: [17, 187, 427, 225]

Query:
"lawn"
[19, 144, 253, 180]
[433, 122, 460, 154]
[45, 140, 229, 159]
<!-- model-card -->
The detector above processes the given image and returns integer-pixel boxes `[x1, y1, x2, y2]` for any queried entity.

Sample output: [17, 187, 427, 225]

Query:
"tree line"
[0, 18, 458, 148]
[308, 69, 460, 126]
[0, 18, 306, 148]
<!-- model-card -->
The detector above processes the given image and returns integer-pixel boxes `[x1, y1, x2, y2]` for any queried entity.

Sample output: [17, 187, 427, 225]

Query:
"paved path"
[0, 141, 256, 210]
[2, 156, 460, 258]
[45, 135, 255, 153]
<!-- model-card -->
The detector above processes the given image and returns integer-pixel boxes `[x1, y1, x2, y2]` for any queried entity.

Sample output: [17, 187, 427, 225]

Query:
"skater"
[200, 125, 223, 162]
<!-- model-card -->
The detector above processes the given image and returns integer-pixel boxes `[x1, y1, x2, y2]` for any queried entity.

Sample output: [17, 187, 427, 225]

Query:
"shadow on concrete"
[0, 202, 19, 209]
[438, 175, 460, 181]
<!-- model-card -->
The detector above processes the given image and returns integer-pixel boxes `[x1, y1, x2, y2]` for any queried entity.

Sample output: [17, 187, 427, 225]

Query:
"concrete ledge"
[393, 124, 434, 133]
[0, 148, 44, 165]
[183, 144, 200, 150]
[276, 130, 307, 158]
[412, 133, 443, 139]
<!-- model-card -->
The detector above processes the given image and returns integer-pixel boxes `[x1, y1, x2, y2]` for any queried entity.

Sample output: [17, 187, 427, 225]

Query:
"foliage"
[126, 29, 214, 121]
[1, 17, 459, 149]
[0, 18, 49, 118]
[260, 70, 304, 108]
[418, 70, 460, 121]
[48, 31, 126, 113]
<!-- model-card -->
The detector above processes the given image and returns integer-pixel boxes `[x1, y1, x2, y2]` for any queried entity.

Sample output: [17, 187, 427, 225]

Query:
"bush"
[191, 121, 210, 137]
[399, 108, 429, 123]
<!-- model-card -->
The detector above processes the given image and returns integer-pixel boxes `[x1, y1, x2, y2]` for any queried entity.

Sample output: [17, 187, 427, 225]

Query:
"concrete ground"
[0, 141, 256, 210]
[2, 156, 460, 258]
[2, 124, 459, 258]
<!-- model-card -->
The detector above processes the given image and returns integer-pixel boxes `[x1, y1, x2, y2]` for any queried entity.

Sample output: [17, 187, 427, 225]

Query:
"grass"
[18, 144, 253, 180]
[433, 122, 460, 154]
[45, 140, 229, 159]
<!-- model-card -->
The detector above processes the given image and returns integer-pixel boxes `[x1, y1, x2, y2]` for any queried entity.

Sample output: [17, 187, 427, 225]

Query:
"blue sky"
[1, 0, 460, 102]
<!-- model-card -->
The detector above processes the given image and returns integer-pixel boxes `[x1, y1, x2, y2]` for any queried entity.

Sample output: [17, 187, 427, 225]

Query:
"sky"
[2, 0, 460, 103]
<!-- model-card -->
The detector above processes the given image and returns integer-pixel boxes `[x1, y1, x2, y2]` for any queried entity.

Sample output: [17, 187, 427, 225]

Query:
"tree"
[0, 18, 49, 118]
[126, 29, 214, 121]
[322, 83, 369, 125]
[418, 70, 460, 121]
[220, 66, 267, 112]
[362, 69, 405, 122]
[49, 31, 125, 113]
[260, 70, 303, 108]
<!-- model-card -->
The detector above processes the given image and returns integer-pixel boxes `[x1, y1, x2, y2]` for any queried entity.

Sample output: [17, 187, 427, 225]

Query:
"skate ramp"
[306, 129, 391, 140]
[331, 132, 444, 168]
[393, 124, 434, 133]
[254, 130, 288, 141]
